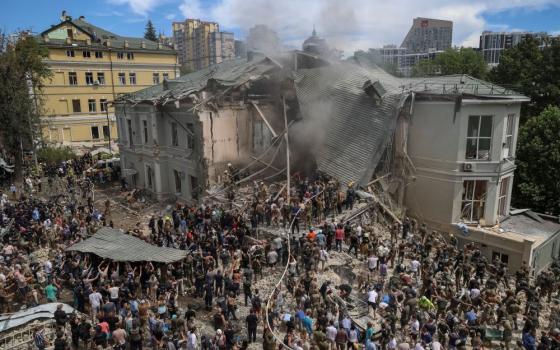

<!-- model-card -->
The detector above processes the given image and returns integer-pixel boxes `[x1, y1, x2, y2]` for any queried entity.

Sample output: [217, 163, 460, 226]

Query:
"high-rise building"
[401, 17, 453, 53]
[172, 19, 235, 71]
[234, 40, 246, 58]
[37, 12, 178, 146]
[364, 45, 441, 76]
[246, 24, 282, 55]
[479, 31, 555, 65]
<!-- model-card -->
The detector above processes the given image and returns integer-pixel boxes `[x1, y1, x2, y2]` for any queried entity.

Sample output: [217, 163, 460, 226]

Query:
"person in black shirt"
[54, 304, 68, 328]
[246, 309, 259, 343]
[53, 331, 68, 350]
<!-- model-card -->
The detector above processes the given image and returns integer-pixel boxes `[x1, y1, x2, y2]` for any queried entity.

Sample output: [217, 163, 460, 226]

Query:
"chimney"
[141, 41, 146, 49]
[79, 16, 85, 21]
[124, 40, 129, 48]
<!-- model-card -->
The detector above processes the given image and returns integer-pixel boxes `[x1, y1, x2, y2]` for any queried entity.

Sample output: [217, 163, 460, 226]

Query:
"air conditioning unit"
[463, 162, 474, 172]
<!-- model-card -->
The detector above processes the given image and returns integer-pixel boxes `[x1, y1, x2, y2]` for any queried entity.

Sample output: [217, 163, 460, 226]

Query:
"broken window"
[174, 170, 182, 194]
[171, 122, 178, 146]
[461, 180, 487, 222]
[187, 123, 195, 149]
[498, 177, 511, 217]
[492, 251, 509, 265]
[466, 115, 492, 160]
[503, 114, 515, 158]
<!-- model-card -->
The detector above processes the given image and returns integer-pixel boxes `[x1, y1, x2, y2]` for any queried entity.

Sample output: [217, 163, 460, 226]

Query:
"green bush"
[37, 146, 76, 164]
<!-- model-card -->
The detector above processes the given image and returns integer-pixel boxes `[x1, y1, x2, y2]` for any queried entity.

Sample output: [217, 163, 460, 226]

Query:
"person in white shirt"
[368, 254, 379, 277]
[89, 288, 103, 320]
[326, 323, 337, 345]
[367, 289, 378, 317]
[430, 341, 442, 350]
[319, 249, 329, 271]
[410, 258, 421, 281]
[186, 328, 197, 350]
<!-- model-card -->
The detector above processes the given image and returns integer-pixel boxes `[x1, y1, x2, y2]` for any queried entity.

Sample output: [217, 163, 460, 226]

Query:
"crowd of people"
[1, 157, 560, 350]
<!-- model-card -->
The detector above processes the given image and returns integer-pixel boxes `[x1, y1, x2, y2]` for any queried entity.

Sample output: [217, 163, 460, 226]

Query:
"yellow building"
[38, 14, 178, 147]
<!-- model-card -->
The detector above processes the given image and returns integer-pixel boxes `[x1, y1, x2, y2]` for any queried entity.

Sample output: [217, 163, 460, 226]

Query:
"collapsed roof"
[118, 53, 527, 187]
[66, 227, 187, 263]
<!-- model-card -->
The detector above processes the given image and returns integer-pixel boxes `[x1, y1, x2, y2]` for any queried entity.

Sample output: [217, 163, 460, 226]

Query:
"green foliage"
[0, 34, 52, 180]
[144, 20, 157, 42]
[512, 106, 560, 215]
[489, 36, 560, 119]
[412, 47, 487, 79]
[37, 146, 76, 164]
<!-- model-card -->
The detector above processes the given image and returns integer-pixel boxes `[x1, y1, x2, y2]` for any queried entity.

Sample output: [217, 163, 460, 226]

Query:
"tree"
[512, 106, 560, 215]
[144, 20, 157, 42]
[489, 37, 560, 120]
[412, 47, 487, 79]
[0, 34, 51, 181]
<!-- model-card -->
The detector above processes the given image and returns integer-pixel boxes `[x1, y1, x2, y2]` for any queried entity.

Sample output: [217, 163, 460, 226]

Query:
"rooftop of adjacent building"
[37, 11, 174, 53]
[462, 209, 560, 246]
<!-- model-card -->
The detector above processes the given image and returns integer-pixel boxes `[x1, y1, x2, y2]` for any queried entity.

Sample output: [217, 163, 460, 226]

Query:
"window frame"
[100, 99, 108, 112]
[163, 73, 169, 81]
[118, 73, 126, 85]
[497, 177, 511, 218]
[95, 51, 103, 59]
[102, 125, 110, 141]
[68, 72, 78, 85]
[174, 170, 182, 194]
[88, 99, 97, 113]
[143, 120, 149, 144]
[82, 50, 91, 58]
[461, 180, 488, 223]
[85, 72, 94, 85]
[117, 52, 124, 59]
[504, 114, 515, 158]
[171, 122, 178, 147]
[91, 126, 100, 140]
[126, 52, 134, 60]
[66, 50, 75, 57]
[97, 72, 105, 85]
[129, 72, 137, 85]
[152, 73, 160, 84]
[466, 115, 493, 161]
[72, 99, 81, 113]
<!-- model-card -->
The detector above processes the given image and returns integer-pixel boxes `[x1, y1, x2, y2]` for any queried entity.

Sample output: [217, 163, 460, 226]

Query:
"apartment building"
[37, 13, 178, 146]
[172, 19, 235, 71]
[401, 17, 453, 53]
[479, 31, 555, 65]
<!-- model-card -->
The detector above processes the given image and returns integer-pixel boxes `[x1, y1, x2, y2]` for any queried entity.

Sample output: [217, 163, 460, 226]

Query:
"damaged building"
[115, 38, 560, 273]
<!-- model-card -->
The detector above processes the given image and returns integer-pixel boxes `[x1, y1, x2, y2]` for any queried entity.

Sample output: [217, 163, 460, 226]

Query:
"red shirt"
[335, 228, 345, 240]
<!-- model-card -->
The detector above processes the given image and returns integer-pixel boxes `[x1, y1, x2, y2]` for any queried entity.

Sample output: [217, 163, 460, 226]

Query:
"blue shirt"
[302, 316, 313, 334]
[522, 332, 536, 350]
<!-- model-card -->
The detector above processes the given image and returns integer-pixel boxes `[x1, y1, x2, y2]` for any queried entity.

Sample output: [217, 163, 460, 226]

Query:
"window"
[66, 50, 75, 57]
[498, 177, 511, 217]
[95, 51, 103, 59]
[117, 52, 124, 59]
[163, 73, 169, 80]
[67, 28, 73, 39]
[100, 99, 108, 112]
[91, 126, 100, 139]
[127, 119, 133, 146]
[72, 99, 81, 113]
[461, 180, 487, 222]
[129, 73, 136, 85]
[503, 114, 515, 158]
[88, 99, 96, 112]
[492, 251, 509, 265]
[83, 51, 91, 58]
[68, 72, 78, 85]
[187, 123, 195, 149]
[190, 176, 198, 200]
[118, 73, 126, 85]
[85, 72, 94, 85]
[153, 73, 160, 84]
[466, 115, 493, 160]
[171, 122, 178, 146]
[126, 52, 134, 60]
[143, 120, 148, 144]
[97, 72, 105, 85]
[174, 170, 182, 193]
[103, 125, 110, 141]
[147, 166, 153, 188]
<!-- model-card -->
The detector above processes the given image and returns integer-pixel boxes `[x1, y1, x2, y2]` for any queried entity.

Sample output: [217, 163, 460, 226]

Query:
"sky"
[2, 0, 560, 54]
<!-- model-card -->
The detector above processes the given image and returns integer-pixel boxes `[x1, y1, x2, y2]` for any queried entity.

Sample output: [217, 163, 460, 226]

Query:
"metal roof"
[294, 62, 404, 186]
[0, 303, 77, 332]
[66, 227, 187, 263]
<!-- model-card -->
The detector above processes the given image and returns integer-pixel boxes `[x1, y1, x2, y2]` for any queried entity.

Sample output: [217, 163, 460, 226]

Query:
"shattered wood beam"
[250, 101, 278, 138]
[368, 189, 402, 225]
[365, 173, 392, 187]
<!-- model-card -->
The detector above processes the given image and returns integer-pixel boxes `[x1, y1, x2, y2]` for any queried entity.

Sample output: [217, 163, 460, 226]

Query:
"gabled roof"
[38, 18, 173, 52]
